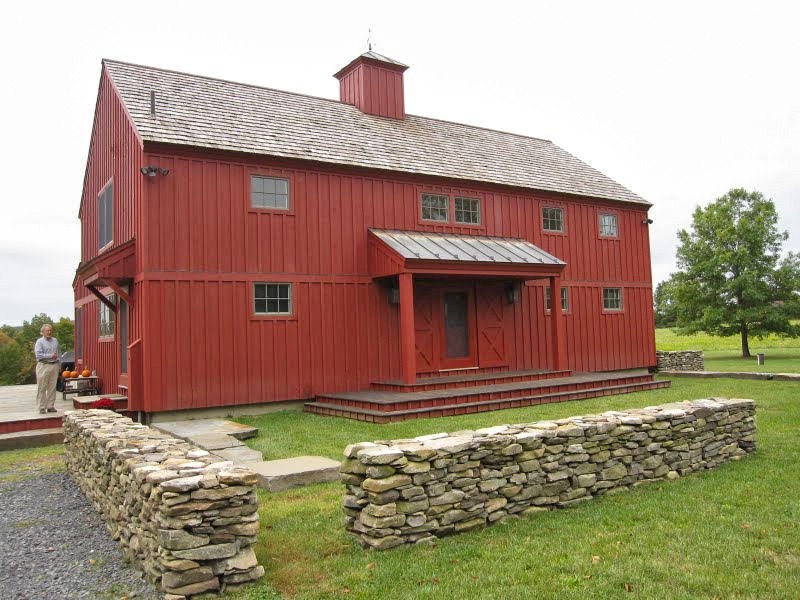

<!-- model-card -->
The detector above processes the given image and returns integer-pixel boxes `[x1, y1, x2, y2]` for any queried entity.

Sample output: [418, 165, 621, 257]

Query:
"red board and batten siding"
[73, 65, 144, 397]
[125, 146, 655, 412]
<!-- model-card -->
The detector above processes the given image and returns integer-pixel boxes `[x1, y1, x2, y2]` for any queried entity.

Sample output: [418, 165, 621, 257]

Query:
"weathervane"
[367, 28, 373, 52]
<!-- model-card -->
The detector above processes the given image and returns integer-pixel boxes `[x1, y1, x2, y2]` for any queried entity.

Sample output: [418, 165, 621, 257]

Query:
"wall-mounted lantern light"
[506, 283, 520, 304]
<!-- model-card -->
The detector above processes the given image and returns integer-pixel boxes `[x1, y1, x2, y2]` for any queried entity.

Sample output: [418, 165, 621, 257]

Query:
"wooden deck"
[0, 385, 72, 435]
[305, 369, 670, 422]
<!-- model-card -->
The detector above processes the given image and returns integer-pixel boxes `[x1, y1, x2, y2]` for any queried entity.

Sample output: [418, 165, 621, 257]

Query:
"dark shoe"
[39, 409, 46, 414]
[46, 408, 58, 413]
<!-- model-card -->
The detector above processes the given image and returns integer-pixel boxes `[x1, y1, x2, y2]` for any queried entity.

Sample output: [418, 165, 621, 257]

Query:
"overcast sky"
[1, 1, 797, 326]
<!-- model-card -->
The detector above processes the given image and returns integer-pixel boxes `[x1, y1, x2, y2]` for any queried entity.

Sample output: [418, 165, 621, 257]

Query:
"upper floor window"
[603, 287, 623, 311]
[251, 176, 289, 210]
[99, 294, 116, 338]
[545, 286, 569, 312]
[454, 197, 481, 225]
[542, 207, 564, 232]
[599, 213, 619, 237]
[98, 181, 113, 249]
[254, 283, 292, 315]
[420, 193, 449, 222]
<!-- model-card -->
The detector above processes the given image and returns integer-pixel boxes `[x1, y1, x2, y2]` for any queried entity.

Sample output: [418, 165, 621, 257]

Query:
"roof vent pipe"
[150, 91, 156, 117]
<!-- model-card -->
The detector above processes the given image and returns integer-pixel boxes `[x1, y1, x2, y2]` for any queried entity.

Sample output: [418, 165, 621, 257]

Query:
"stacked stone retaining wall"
[64, 410, 264, 597]
[341, 398, 755, 549]
[656, 350, 704, 371]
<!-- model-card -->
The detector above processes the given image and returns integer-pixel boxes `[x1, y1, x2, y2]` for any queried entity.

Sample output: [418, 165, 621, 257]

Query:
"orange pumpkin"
[82, 369, 91, 377]
[70, 371, 78, 378]
[62, 370, 71, 379]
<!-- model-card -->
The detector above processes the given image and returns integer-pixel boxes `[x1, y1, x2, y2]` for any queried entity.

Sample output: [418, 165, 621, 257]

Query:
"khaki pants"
[36, 362, 59, 411]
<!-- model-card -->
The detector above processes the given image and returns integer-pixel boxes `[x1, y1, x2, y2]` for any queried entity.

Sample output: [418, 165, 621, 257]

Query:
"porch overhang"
[76, 240, 136, 309]
[368, 229, 566, 279]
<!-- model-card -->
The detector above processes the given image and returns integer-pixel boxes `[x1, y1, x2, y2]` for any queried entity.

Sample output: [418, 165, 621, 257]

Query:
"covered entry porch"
[367, 229, 568, 385]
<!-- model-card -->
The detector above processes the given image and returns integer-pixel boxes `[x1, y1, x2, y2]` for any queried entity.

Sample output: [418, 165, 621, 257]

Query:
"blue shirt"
[34, 336, 60, 363]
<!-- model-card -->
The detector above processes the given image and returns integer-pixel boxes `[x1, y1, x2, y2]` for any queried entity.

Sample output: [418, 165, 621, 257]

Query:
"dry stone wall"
[64, 410, 265, 598]
[656, 350, 704, 371]
[341, 398, 755, 549]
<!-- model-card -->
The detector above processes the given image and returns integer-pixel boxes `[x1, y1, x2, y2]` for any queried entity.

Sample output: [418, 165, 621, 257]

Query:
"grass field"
[221, 377, 800, 599]
[655, 327, 800, 373]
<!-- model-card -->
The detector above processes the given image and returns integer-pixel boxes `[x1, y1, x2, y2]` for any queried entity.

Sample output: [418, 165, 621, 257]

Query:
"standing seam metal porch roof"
[370, 229, 566, 266]
[102, 59, 649, 206]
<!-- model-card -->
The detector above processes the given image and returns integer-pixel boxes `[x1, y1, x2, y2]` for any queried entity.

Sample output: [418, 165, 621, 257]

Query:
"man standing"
[34, 324, 60, 414]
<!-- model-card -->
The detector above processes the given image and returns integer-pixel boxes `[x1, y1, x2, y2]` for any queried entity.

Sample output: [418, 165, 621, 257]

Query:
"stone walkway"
[152, 419, 340, 492]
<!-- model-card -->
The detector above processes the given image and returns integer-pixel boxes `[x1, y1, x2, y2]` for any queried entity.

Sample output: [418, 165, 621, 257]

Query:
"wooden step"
[317, 372, 655, 413]
[72, 394, 128, 411]
[371, 369, 572, 392]
[304, 379, 671, 423]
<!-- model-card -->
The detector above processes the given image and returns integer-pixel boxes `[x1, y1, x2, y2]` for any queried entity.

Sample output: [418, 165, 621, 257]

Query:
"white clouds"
[1, 0, 797, 324]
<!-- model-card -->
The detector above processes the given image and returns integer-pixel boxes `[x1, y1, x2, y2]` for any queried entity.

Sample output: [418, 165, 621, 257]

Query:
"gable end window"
[251, 175, 289, 210]
[454, 197, 481, 225]
[545, 286, 569, 312]
[599, 213, 619, 237]
[99, 294, 116, 338]
[254, 283, 292, 315]
[542, 207, 564, 232]
[420, 193, 449, 222]
[603, 287, 623, 311]
[98, 181, 113, 249]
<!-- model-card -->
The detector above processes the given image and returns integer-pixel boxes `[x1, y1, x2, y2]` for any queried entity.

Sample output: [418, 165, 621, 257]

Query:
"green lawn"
[228, 378, 800, 599]
[656, 327, 800, 373]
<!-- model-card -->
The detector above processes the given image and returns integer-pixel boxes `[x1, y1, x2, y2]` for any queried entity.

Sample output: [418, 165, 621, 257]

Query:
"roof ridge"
[102, 58, 350, 109]
[102, 58, 553, 145]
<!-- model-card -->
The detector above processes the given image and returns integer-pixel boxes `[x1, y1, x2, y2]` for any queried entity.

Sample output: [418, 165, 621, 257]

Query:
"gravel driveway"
[0, 470, 161, 599]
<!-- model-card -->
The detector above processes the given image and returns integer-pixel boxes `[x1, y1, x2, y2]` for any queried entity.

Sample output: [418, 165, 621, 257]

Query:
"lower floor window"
[254, 283, 292, 315]
[545, 286, 569, 312]
[603, 287, 623, 311]
[99, 294, 116, 337]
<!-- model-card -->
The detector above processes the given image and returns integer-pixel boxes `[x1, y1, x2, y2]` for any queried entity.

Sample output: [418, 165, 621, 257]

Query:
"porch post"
[398, 272, 416, 384]
[550, 275, 567, 370]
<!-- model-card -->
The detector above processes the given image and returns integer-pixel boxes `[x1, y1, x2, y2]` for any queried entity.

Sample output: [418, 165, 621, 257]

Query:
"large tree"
[674, 188, 800, 357]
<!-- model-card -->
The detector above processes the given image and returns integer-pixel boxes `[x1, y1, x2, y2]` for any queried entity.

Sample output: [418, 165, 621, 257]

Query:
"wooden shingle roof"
[104, 59, 648, 206]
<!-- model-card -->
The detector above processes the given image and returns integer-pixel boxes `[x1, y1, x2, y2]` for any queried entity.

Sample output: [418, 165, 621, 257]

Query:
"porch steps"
[304, 371, 670, 423]
[72, 394, 128, 411]
[371, 368, 572, 392]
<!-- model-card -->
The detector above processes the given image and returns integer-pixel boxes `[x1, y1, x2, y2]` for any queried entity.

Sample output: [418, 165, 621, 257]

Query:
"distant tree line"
[0, 314, 73, 385]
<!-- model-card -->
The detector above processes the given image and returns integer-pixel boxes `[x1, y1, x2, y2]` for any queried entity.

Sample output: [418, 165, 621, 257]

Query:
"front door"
[440, 288, 477, 370]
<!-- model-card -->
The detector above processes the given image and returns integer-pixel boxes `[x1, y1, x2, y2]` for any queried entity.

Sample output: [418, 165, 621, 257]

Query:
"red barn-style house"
[74, 52, 666, 422]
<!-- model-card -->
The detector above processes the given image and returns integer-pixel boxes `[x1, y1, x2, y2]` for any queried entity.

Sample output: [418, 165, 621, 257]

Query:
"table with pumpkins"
[61, 368, 100, 401]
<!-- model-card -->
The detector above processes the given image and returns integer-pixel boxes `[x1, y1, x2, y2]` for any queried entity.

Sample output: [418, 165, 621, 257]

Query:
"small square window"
[545, 286, 569, 312]
[454, 197, 481, 224]
[542, 207, 564, 232]
[251, 176, 289, 210]
[599, 214, 618, 237]
[603, 287, 622, 311]
[421, 193, 449, 222]
[254, 282, 292, 315]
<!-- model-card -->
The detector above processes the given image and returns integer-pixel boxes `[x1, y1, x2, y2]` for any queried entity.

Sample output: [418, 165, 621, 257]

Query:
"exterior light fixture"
[388, 287, 400, 305]
[642, 218, 653, 225]
[140, 166, 170, 177]
[506, 283, 520, 304]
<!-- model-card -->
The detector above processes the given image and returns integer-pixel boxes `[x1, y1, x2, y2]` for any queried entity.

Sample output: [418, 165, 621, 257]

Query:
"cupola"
[334, 51, 408, 120]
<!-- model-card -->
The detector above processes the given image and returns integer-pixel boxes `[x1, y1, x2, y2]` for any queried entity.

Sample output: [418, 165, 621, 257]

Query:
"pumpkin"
[82, 369, 91, 377]
[70, 370, 78, 378]
[62, 370, 71, 379]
